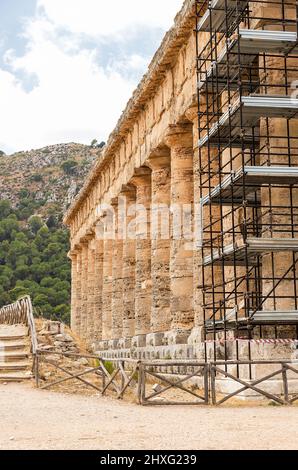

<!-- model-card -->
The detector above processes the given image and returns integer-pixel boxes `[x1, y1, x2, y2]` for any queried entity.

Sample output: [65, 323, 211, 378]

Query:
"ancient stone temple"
[64, 0, 298, 374]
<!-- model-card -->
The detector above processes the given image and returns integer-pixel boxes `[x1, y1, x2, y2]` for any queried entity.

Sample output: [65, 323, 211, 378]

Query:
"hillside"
[0, 143, 98, 220]
[0, 143, 99, 322]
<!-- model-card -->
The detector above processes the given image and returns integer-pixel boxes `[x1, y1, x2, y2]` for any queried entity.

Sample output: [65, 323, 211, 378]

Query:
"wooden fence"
[34, 352, 298, 406]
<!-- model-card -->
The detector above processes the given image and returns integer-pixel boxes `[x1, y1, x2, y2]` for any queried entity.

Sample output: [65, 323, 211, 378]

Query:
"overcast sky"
[0, 0, 183, 154]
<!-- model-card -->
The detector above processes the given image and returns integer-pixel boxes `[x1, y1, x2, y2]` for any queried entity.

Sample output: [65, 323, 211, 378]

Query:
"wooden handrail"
[0, 296, 38, 354]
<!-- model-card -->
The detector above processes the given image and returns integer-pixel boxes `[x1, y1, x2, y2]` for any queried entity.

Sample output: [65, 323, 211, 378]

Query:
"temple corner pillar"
[164, 122, 195, 345]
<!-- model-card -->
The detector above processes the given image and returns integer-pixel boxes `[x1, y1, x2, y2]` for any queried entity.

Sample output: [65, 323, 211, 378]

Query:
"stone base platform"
[93, 331, 298, 401]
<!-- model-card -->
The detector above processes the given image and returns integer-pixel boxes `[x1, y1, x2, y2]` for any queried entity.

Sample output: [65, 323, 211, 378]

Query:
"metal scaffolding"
[196, 0, 298, 363]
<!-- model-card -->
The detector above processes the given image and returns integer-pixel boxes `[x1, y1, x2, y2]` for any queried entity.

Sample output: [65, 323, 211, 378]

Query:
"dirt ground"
[0, 383, 298, 450]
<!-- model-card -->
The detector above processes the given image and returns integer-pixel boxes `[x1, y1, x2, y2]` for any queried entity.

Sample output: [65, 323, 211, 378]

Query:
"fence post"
[138, 362, 146, 405]
[101, 363, 106, 394]
[121, 361, 125, 393]
[137, 362, 142, 404]
[211, 365, 216, 405]
[35, 354, 39, 388]
[282, 363, 289, 405]
[204, 364, 209, 404]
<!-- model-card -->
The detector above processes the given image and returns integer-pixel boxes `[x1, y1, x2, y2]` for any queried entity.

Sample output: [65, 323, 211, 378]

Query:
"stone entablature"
[64, 0, 197, 244]
[64, 0, 298, 374]
[64, 0, 205, 349]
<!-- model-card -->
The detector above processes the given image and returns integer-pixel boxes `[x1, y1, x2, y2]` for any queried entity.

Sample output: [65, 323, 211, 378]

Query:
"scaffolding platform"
[197, 0, 298, 351]
[203, 237, 298, 266]
[201, 166, 298, 206]
[205, 310, 298, 329]
[248, 310, 298, 324]
[198, 30, 298, 92]
[197, 0, 248, 33]
[198, 95, 298, 148]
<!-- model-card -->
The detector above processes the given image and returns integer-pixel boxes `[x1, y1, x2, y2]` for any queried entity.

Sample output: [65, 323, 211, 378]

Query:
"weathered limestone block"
[80, 242, 89, 341]
[75, 249, 82, 337]
[111, 201, 124, 340]
[121, 186, 136, 338]
[185, 106, 204, 330]
[130, 167, 152, 337]
[93, 239, 103, 342]
[259, 52, 298, 323]
[165, 123, 194, 339]
[147, 151, 171, 339]
[87, 238, 95, 343]
[102, 216, 113, 341]
[69, 251, 78, 334]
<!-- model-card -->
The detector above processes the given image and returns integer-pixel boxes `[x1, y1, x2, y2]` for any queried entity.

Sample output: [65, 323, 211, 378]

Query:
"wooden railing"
[35, 354, 298, 406]
[209, 360, 298, 406]
[0, 296, 38, 354]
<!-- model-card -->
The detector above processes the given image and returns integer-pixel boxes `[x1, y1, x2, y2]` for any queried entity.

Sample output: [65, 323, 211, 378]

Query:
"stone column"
[185, 107, 204, 335]
[75, 248, 82, 337]
[80, 241, 89, 342]
[70, 251, 78, 334]
[111, 200, 124, 341]
[130, 168, 152, 346]
[259, 53, 298, 333]
[146, 151, 171, 345]
[165, 123, 194, 344]
[102, 216, 113, 342]
[93, 238, 104, 342]
[121, 185, 136, 342]
[87, 237, 95, 344]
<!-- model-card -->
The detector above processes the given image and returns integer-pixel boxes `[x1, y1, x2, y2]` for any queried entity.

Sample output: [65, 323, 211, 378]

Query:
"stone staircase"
[0, 324, 33, 382]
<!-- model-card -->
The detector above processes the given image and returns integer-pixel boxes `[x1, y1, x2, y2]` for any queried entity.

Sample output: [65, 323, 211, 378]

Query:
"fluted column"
[131, 168, 152, 339]
[147, 152, 171, 338]
[94, 238, 104, 342]
[260, 53, 298, 319]
[75, 248, 82, 337]
[80, 241, 89, 341]
[185, 106, 205, 338]
[165, 123, 194, 342]
[70, 251, 78, 333]
[102, 216, 113, 341]
[121, 185, 136, 339]
[87, 237, 95, 343]
[111, 200, 124, 340]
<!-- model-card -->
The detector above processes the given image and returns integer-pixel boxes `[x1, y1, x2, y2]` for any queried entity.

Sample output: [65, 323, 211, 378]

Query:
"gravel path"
[0, 383, 297, 450]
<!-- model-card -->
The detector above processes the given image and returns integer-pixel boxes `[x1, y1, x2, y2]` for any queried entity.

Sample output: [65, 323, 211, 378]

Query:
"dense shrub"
[0, 200, 70, 324]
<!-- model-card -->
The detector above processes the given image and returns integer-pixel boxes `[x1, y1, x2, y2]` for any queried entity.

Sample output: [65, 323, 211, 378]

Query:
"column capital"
[73, 243, 82, 252]
[119, 184, 136, 202]
[80, 233, 93, 245]
[184, 106, 198, 124]
[120, 183, 136, 196]
[146, 154, 171, 171]
[111, 197, 119, 208]
[68, 250, 78, 260]
[130, 166, 152, 188]
[164, 123, 193, 148]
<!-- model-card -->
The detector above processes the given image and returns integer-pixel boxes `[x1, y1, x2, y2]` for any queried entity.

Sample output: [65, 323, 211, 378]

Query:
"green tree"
[0, 200, 71, 324]
[0, 200, 12, 219]
[29, 216, 43, 234]
[61, 160, 78, 175]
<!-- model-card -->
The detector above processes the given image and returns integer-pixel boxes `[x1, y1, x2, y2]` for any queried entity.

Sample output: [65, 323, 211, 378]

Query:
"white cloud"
[37, 0, 183, 37]
[0, 0, 184, 154]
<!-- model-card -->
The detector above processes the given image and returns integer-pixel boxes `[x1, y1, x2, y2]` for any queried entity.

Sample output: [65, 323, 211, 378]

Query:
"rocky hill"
[0, 143, 100, 321]
[0, 143, 99, 222]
